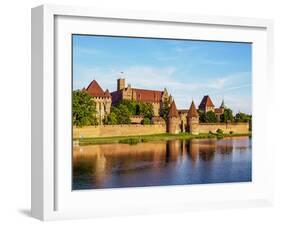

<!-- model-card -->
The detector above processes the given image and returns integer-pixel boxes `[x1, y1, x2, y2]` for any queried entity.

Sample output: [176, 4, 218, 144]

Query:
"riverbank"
[74, 132, 251, 145]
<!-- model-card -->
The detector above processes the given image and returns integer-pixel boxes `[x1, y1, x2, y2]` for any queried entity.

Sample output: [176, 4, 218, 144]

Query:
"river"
[73, 136, 252, 190]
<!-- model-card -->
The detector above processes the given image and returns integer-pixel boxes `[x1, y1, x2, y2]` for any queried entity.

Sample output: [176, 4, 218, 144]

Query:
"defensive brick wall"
[73, 124, 166, 138]
[193, 122, 249, 134]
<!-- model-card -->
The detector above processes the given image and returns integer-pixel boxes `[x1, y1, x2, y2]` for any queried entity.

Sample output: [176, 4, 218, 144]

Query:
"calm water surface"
[73, 136, 252, 190]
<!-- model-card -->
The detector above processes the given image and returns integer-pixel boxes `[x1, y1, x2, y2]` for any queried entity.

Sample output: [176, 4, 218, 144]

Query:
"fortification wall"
[193, 122, 249, 134]
[73, 124, 166, 138]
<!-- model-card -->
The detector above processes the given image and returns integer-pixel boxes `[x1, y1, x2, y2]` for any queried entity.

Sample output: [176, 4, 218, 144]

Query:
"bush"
[216, 128, 223, 134]
[229, 131, 234, 134]
[105, 112, 118, 125]
[199, 110, 217, 123]
[119, 138, 141, 145]
[141, 117, 151, 125]
[217, 134, 224, 139]
[220, 108, 234, 122]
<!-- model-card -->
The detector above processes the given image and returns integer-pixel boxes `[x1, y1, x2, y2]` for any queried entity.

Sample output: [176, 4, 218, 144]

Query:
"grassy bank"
[75, 132, 251, 146]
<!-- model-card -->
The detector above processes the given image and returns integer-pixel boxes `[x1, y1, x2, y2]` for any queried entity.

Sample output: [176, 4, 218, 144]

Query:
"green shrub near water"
[216, 129, 224, 139]
[216, 128, 224, 134]
[119, 137, 142, 145]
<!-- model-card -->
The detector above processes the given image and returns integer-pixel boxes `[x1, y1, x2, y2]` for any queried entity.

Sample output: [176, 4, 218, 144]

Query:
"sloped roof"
[188, 101, 199, 117]
[198, 95, 215, 109]
[86, 80, 109, 98]
[111, 87, 164, 104]
[168, 100, 179, 118]
[133, 88, 163, 103]
[104, 89, 111, 98]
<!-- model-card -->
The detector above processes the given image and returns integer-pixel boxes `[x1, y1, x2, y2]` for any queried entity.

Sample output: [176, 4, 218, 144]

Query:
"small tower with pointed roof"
[167, 100, 181, 134]
[85, 79, 112, 124]
[220, 99, 226, 109]
[187, 100, 199, 135]
[198, 95, 215, 112]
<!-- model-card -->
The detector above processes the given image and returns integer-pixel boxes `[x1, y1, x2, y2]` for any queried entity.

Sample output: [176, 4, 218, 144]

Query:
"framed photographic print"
[31, 4, 274, 221]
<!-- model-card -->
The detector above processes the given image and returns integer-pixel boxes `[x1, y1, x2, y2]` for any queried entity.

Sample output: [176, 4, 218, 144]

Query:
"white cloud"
[74, 46, 103, 56]
[73, 65, 251, 113]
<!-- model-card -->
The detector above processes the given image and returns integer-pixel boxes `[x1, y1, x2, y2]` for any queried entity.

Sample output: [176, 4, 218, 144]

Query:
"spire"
[104, 89, 111, 98]
[168, 100, 179, 118]
[188, 100, 199, 118]
[220, 99, 226, 108]
[168, 94, 173, 103]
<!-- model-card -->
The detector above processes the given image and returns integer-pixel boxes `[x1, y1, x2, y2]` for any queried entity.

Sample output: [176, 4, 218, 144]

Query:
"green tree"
[104, 112, 118, 125]
[118, 100, 138, 115]
[160, 99, 170, 121]
[139, 103, 154, 119]
[234, 112, 251, 122]
[116, 100, 154, 119]
[111, 105, 131, 124]
[198, 110, 206, 122]
[72, 90, 97, 127]
[220, 108, 234, 123]
[199, 110, 217, 123]
[206, 111, 218, 122]
[141, 117, 151, 125]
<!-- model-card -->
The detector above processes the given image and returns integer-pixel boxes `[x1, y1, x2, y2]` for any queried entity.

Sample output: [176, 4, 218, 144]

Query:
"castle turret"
[117, 78, 125, 91]
[187, 100, 199, 135]
[167, 100, 181, 134]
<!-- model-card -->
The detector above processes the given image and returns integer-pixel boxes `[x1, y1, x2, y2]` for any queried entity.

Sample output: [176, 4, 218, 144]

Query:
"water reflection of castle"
[73, 138, 237, 178]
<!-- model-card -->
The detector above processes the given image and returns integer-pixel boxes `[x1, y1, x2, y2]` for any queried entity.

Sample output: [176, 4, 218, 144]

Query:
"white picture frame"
[31, 4, 274, 221]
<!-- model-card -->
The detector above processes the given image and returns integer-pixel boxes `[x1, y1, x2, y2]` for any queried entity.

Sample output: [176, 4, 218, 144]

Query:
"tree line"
[104, 100, 154, 125]
[73, 90, 251, 127]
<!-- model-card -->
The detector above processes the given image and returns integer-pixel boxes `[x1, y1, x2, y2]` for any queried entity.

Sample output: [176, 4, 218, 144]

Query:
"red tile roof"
[188, 101, 199, 117]
[86, 80, 110, 98]
[104, 89, 111, 98]
[198, 95, 215, 109]
[168, 100, 179, 118]
[133, 88, 163, 103]
[110, 87, 164, 104]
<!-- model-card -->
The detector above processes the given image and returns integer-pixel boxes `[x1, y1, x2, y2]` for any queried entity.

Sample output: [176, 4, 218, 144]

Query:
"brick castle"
[81, 78, 248, 135]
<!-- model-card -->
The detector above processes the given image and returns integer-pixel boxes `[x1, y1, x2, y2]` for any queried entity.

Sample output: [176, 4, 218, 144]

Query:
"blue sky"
[73, 35, 252, 114]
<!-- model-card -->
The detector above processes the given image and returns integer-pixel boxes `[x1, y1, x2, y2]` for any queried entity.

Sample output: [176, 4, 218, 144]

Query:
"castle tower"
[187, 100, 199, 135]
[198, 95, 215, 112]
[104, 89, 112, 115]
[167, 100, 181, 134]
[117, 78, 125, 91]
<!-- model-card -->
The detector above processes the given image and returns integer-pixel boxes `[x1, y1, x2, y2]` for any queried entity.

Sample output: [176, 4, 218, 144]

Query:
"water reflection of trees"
[185, 139, 216, 162]
[73, 137, 249, 188]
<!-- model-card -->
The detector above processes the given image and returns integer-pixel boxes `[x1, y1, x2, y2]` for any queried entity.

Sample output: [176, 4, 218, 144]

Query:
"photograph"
[72, 35, 252, 190]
